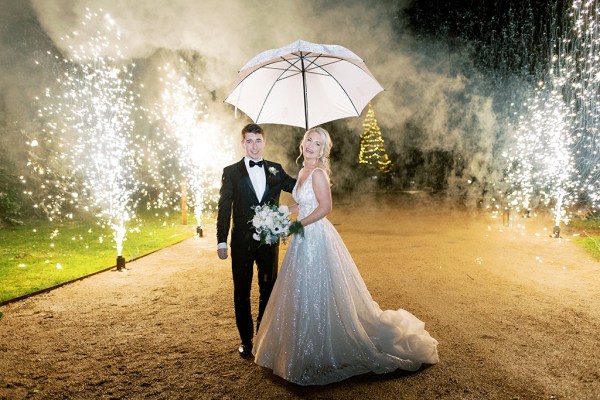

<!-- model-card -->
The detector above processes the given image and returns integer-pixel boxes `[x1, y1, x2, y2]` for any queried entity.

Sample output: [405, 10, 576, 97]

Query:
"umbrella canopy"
[225, 40, 384, 129]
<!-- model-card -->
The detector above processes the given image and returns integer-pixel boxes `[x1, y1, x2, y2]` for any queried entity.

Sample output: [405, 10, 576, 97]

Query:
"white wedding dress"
[253, 168, 439, 386]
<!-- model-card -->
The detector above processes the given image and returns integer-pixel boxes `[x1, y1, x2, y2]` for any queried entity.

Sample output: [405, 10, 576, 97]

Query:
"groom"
[216, 123, 296, 358]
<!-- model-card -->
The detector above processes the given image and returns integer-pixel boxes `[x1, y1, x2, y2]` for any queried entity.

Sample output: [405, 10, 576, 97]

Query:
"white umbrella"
[225, 40, 384, 129]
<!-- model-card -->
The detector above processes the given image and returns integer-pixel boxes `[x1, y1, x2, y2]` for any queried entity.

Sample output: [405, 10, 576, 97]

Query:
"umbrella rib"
[253, 56, 306, 80]
[250, 55, 303, 72]
[304, 55, 362, 116]
[255, 56, 298, 123]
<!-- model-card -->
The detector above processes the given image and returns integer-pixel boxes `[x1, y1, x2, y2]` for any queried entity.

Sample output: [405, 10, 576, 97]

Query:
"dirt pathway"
[1, 201, 599, 399]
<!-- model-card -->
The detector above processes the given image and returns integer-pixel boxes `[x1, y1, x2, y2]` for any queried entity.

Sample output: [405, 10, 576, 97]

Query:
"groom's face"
[242, 132, 265, 161]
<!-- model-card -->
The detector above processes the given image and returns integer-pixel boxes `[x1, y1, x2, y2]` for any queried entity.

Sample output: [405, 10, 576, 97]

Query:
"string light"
[357, 103, 393, 174]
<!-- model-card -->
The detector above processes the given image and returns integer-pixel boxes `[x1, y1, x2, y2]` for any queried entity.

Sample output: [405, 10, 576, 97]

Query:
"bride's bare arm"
[298, 169, 332, 227]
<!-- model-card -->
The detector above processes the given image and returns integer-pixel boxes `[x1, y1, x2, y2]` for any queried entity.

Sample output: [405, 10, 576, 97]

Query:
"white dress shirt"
[245, 157, 266, 202]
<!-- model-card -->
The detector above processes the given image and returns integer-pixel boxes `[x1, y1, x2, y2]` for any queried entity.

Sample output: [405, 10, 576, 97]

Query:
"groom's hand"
[217, 248, 228, 260]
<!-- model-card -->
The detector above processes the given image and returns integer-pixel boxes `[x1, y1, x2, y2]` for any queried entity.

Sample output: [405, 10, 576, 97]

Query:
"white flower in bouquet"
[251, 203, 300, 245]
[278, 205, 289, 214]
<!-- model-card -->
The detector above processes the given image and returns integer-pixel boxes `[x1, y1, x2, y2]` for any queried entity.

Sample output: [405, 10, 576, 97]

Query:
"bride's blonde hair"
[296, 127, 333, 176]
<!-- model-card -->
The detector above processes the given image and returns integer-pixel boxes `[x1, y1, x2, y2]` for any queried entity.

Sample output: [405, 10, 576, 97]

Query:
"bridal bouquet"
[251, 204, 304, 245]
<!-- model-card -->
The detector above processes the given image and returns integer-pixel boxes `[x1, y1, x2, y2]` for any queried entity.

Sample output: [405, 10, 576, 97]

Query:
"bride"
[252, 127, 439, 386]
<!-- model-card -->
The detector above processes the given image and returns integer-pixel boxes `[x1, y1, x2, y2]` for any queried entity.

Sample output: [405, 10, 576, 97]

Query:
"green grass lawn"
[1, 209, 598, 306]
[569, 217, 600, 261]
[0, 211, 203, 304]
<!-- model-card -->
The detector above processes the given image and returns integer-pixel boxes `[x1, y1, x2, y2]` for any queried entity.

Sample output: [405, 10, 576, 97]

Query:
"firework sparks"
[29, 8, 139, 256]
[504, 85, 577, 228]
[504, 0, 600, 231]
[558, 0, 600, 209]
[28, 10, 236, 260]
[153, 58, 235, 229]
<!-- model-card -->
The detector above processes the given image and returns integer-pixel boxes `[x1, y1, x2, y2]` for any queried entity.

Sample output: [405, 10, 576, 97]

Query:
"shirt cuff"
[217, 242, 228, 249]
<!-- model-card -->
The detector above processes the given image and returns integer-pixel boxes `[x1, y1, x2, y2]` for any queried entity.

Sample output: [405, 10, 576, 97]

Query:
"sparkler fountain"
[30, 9, 140, 270]
[504, 85, 576, 237]
[503, 0, 600, 235]
[154, 59, 235, 237]
[555, 0, 600, 212]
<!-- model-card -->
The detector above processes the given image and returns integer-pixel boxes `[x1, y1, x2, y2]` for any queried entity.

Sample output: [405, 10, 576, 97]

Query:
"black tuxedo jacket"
[217, 158, 296, 248]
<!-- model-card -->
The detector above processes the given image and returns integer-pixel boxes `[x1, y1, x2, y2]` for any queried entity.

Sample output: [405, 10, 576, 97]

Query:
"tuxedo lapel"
[236, 159, 257, 198]
[261, 160, 271, 203]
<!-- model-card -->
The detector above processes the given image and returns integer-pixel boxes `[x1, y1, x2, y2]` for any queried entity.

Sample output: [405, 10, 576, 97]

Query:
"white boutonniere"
[268, 166, 278, 176]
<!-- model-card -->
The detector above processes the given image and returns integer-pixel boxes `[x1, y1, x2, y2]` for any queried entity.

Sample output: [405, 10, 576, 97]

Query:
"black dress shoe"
[238, 343, 253, 358]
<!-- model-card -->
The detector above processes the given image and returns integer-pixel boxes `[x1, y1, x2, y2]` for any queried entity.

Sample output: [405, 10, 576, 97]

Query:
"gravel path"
[1, 201, 599, 399]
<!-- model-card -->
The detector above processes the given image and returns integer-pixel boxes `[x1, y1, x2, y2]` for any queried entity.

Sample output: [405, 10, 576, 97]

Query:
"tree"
[357, 103, 393, 175]
[0, 148, 23, 226]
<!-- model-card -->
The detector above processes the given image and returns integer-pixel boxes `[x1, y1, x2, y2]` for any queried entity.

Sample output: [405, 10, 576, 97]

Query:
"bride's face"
[302, 131, 323, 161]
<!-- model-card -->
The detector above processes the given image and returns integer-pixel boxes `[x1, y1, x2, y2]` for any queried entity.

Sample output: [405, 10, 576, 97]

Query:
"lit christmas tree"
[358, 103, 393, 174]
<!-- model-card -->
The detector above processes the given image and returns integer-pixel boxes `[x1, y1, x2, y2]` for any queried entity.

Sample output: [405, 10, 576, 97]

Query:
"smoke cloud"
[2, 0, 503, 205]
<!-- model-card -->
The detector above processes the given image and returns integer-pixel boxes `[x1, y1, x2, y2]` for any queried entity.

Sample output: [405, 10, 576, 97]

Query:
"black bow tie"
[249, 160, 264, 168]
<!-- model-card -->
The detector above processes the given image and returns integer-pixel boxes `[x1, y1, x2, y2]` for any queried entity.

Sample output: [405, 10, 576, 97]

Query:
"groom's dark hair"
[241, 123, 264, 139]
